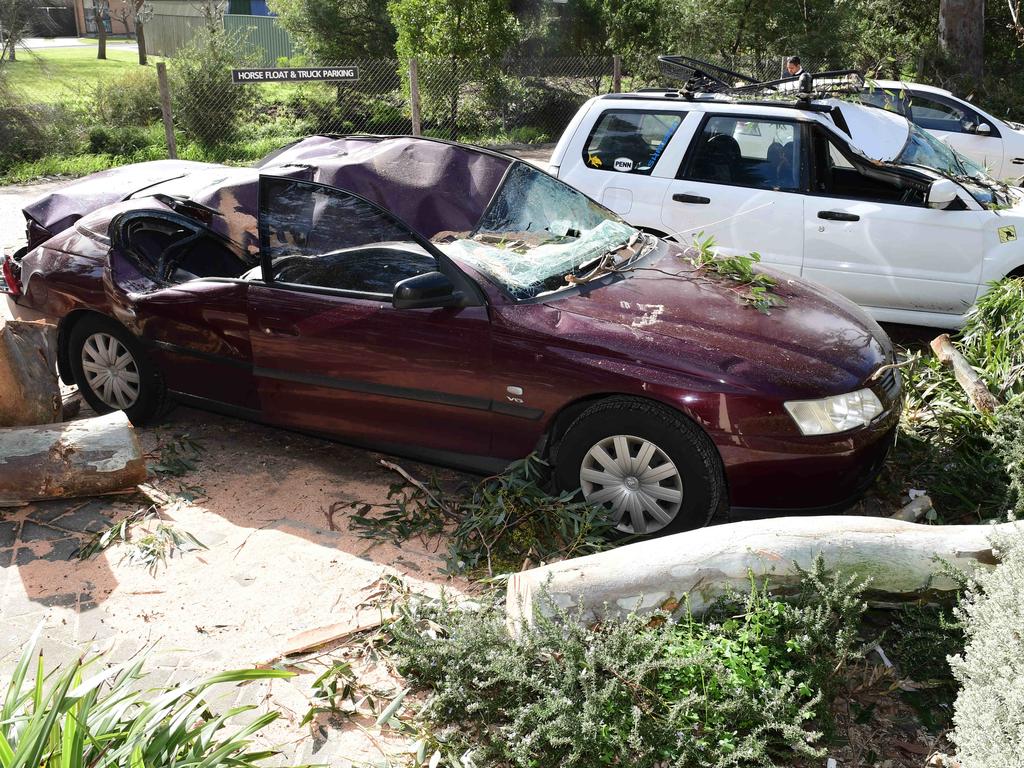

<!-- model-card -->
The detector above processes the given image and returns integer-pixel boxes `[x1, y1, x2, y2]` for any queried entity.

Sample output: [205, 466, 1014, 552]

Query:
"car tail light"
[1, 255, 22, 297]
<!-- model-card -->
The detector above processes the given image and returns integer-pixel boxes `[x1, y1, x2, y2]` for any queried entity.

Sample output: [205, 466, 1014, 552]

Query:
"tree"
[110, 0, 150, 64]
[135, 0, 152, 65]
[390, 0, 518, 137]
[268, 0, 396, 61]
[0, 0, 38, 61]
[939, 0, 985, 85]
[95, 5, 107, 60]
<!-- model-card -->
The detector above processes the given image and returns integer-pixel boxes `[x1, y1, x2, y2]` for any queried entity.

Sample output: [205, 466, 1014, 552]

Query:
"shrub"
[388, 558, 867, 767]
[950, 533, 1024, 766]
[171, 27, 254, 147]
[93, 66, 162, 128]
[87, 124, 153, 156]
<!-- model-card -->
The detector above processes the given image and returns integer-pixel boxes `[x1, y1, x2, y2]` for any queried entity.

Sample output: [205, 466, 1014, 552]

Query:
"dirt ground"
[0, 399, 476, 765]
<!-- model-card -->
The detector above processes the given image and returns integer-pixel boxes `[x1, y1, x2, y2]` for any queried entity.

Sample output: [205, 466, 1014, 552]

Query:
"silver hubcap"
[580, 434, 683, 535]
[81, 332, 140, 410]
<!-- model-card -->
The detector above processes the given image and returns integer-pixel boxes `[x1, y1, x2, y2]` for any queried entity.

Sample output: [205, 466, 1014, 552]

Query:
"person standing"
[785, 56, 804, 76]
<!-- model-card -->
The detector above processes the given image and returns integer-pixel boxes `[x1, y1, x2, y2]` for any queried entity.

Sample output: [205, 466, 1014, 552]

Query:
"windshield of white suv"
[898, 123, 1011, 208]
[434, 163, 641, 299]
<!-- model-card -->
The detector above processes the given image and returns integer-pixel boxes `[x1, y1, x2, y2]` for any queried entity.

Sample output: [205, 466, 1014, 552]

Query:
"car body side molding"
[151, 338, 545, 421]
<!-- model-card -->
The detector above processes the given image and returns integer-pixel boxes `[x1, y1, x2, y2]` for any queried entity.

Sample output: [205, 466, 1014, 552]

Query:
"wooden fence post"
[612, 54, 622, 93]
[409, 57, 422, 136]
[156, 62, 177, 159]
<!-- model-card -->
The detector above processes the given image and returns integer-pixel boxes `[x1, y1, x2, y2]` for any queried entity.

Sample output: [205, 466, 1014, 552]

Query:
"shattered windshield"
[434, 163, 641, 300]
[898, 124, 1011, 208]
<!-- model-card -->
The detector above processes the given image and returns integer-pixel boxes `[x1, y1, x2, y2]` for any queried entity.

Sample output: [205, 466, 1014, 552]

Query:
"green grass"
[0, 133, 306, 184]
[3, 46, 160, 103]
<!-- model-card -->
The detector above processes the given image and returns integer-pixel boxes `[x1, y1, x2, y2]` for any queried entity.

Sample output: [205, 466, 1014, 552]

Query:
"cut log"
[0, 320, 61, 427]
[506, 516, 1017, 630]
[0, 411, 147, 506]
[281, 612, 386, 656]
[890, 494, 933, 522]
[930, 333, 999, 414]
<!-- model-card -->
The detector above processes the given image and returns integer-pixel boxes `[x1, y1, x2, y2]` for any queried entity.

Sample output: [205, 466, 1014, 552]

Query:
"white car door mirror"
[975, 122, 992, 135]
[927, 179, 961, 209]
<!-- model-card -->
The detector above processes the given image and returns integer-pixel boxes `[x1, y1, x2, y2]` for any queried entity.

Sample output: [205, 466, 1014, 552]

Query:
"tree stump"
[0, 320, 61, 427]
[0, 411, 147, 506]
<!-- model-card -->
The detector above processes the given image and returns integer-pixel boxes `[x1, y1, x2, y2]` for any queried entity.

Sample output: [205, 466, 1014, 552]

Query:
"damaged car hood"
[539, 243, 891, 398]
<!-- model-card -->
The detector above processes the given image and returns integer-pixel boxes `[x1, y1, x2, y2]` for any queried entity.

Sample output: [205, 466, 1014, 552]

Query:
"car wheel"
[553, 397, 725, 537]
[68, 315, 170, 425]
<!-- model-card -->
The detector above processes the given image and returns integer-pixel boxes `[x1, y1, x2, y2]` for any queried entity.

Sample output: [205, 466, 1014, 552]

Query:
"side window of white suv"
[679, 116, 804, 192]
[583, 110, 684, 175]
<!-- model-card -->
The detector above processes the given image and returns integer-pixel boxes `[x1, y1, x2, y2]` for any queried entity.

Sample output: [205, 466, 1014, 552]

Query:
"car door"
[248, 176, 495, 459]
[661, 113, 807, 276]
[802, 127, 982, 316]
[111, 211, 261, 413]
[907, 90, 1004, 179]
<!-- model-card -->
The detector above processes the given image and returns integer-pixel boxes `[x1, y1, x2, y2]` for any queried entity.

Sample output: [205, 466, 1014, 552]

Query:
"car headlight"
[784, 388, 884, 436]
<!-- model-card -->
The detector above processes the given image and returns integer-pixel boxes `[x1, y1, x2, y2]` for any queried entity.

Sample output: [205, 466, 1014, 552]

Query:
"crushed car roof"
[22, 137, 515, 251]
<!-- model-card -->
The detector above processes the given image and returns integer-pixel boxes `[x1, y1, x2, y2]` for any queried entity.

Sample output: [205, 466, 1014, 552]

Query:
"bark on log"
[0, 320, 61, 427]
[0, 411, 147, 506]
[506, 516, 1017, 630]
[931, 333, 999, 414]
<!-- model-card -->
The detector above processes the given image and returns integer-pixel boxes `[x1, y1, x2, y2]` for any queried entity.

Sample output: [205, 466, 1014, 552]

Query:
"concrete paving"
[0, 404, 469, 764]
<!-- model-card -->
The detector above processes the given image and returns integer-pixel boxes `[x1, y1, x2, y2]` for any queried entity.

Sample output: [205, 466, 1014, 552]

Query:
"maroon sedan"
[2, 136, 900, 536]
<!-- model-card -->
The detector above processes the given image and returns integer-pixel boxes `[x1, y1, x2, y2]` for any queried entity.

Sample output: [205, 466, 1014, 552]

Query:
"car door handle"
[818, 210, 860, 221]
[672, 193, 711, 205]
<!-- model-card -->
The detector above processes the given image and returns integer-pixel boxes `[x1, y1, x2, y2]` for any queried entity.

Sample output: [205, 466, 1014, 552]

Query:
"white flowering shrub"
[950, 532, 1024, 767]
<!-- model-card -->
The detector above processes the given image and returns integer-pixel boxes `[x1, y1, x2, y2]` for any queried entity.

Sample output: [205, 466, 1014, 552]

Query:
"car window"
[120, 216, 252, 283]
[583, 110, 684, 175]
[812, 130, 925, 205]
[909, 93, 968, 133]
[258, 177, 436, 295]
[681, 116, 803, 191]
[860, 88, 909, 115]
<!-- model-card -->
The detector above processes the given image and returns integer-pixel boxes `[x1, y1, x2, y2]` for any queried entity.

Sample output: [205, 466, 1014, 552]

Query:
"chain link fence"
[168, 55, 615, 158]
[0, 51, 836, 180]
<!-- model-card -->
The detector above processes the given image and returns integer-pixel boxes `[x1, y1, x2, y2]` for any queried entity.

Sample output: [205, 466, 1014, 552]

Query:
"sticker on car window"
[999, 225, 1017, 244]
[613, 157, 634, 172]
[588, 154, 603, 168]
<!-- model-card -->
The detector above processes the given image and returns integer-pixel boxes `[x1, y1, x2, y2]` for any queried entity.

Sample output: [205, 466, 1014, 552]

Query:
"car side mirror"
[927, 178, 961, 210]
[393, 271, 461, 310]
[975, 122, 992, 135]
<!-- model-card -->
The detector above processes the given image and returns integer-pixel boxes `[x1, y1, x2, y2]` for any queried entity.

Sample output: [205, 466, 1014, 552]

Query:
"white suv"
[863, 80, 1024, 183]
[551, 91, 1024, 328]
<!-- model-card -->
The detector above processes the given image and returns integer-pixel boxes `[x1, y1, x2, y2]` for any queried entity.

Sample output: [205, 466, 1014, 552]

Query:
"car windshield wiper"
[565, 231, 650, 286]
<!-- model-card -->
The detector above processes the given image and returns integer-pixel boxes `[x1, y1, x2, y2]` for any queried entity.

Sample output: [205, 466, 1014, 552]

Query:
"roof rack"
[657, 55, 865, 102]
[657, 55, 759, 93]
[731, 69, 865, 98]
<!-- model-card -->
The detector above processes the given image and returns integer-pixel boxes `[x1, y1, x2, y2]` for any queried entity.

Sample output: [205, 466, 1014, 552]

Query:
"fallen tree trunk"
[506, 516, 1016, 630]
[931, 333, 999, 414]
[0, 320, 61, 427]
[0, 411, 147, 506]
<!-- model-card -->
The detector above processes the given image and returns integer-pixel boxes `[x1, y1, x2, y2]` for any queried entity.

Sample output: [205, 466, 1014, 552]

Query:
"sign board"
[231, 67, 359, 84]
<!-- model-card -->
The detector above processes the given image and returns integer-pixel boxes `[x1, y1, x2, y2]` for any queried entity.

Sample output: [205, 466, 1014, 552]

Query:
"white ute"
[551, 87, 1024, 328]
